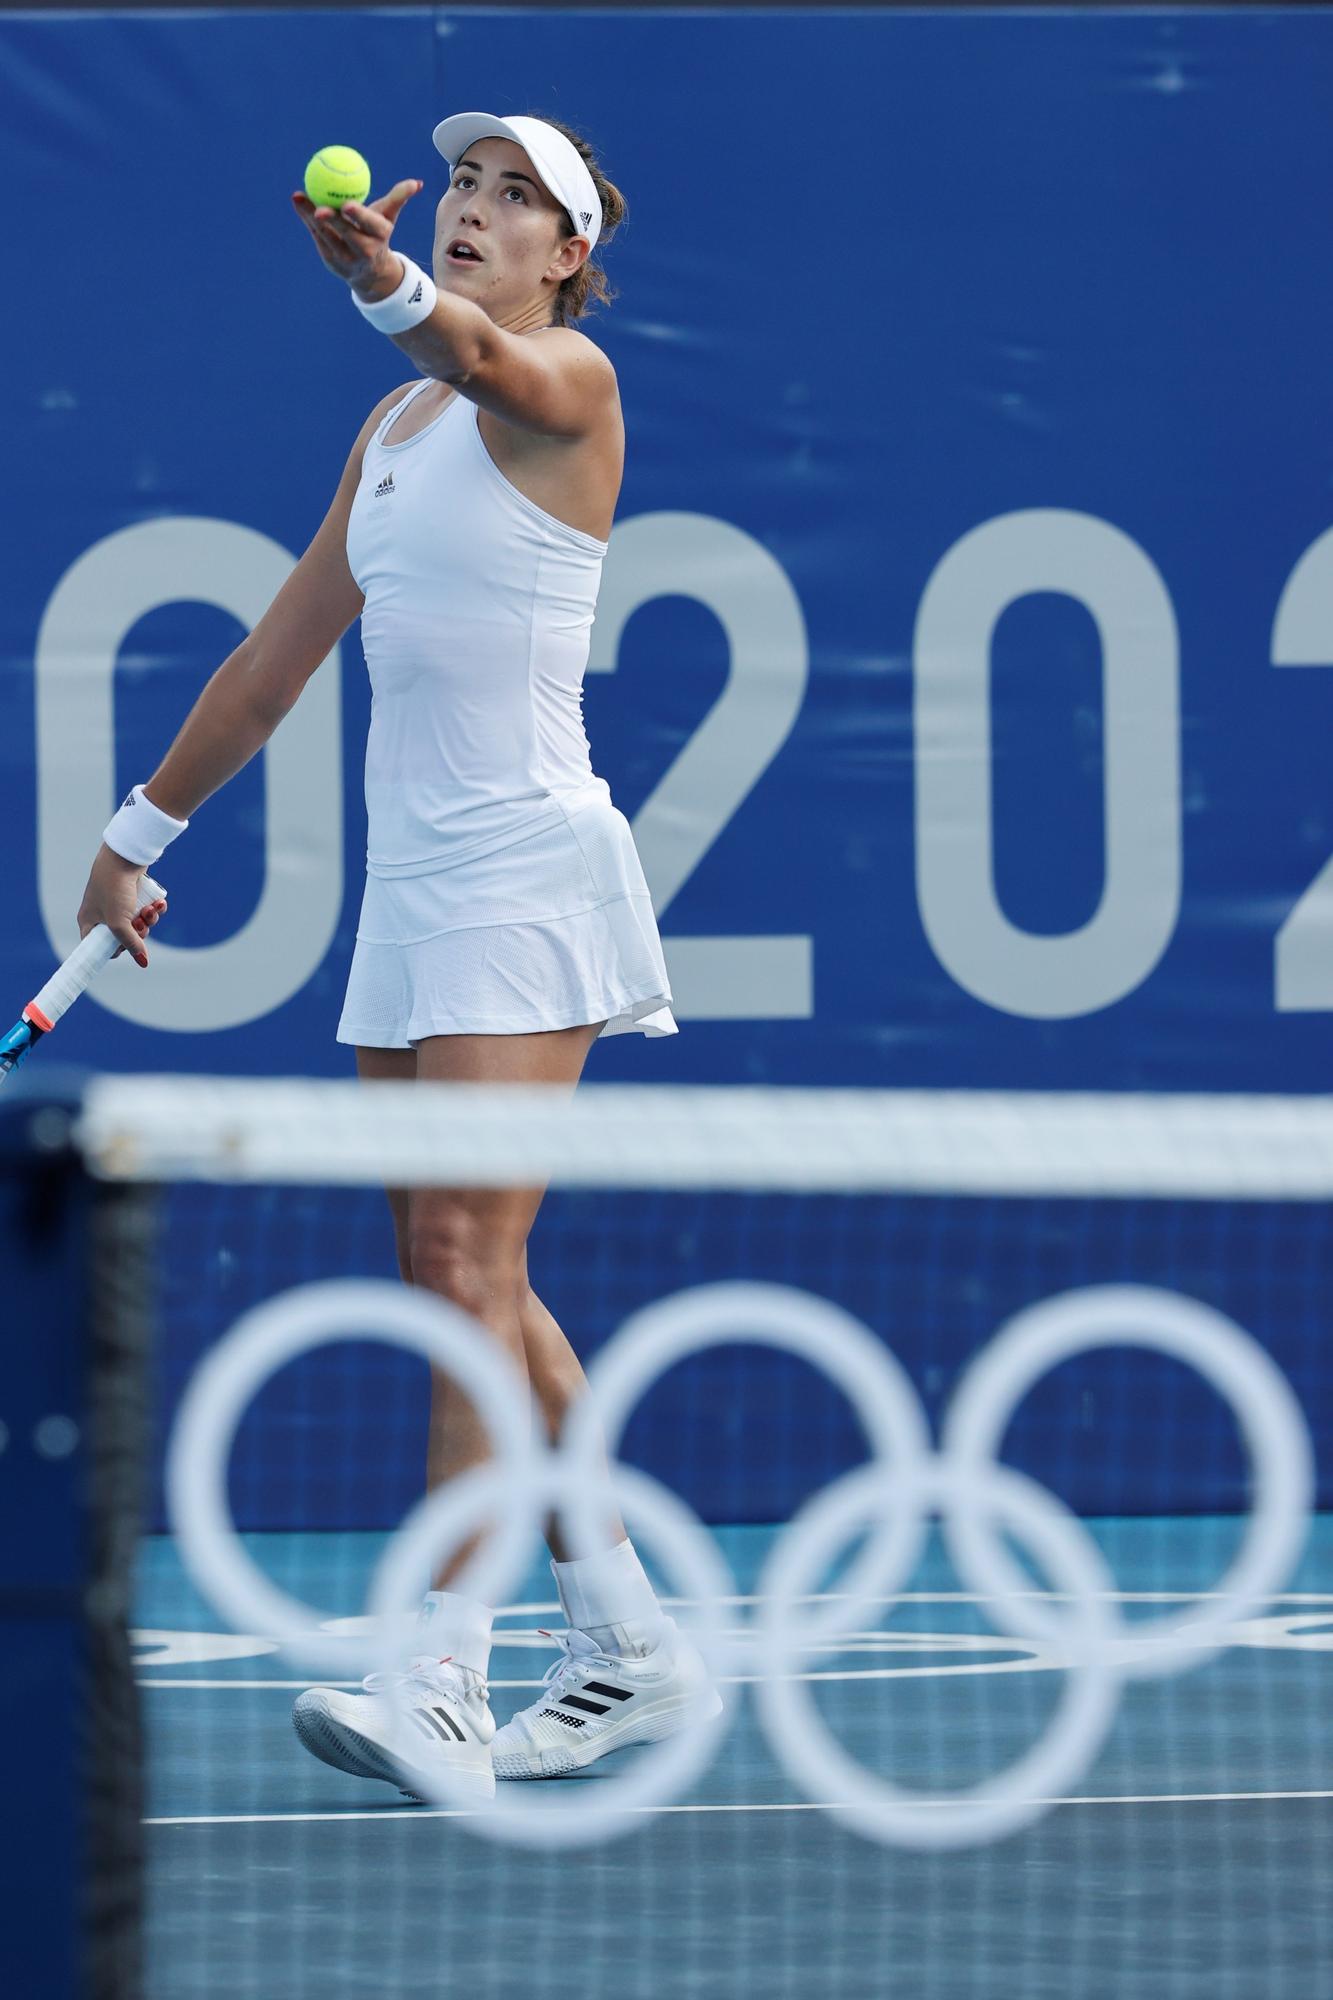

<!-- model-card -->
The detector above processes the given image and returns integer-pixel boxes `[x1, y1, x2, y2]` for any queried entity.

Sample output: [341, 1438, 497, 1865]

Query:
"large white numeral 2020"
[36, 518, 343, 1033]
[914, 509, 1181, 1019]
[589, 512, 812, 1020]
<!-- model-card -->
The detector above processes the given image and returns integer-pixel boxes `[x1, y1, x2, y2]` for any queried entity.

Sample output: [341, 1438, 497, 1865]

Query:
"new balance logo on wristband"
[374, 472, 395, 499]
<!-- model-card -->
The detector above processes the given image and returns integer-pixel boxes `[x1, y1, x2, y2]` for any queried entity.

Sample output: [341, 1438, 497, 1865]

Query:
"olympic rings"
[166, 1275, 1313, 1851]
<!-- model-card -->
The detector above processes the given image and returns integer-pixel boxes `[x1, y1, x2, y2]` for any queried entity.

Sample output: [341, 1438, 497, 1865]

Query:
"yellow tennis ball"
[304, 146, 372, 209]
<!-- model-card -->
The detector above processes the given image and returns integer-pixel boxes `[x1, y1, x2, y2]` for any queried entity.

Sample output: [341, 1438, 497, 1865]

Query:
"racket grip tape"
[27, 874, 167, 1030]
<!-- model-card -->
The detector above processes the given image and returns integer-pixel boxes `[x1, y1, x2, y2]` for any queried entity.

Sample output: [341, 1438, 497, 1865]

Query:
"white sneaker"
[491, 1622, 722, 1780]
[293, 1656, 496, 1803]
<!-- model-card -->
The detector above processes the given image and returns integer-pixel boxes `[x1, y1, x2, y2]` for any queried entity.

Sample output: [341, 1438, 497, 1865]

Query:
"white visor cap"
[432, 112, 602, 251]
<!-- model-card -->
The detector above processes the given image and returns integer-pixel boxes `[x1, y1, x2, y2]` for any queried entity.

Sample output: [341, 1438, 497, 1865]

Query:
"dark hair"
[525, 115, 627, 325]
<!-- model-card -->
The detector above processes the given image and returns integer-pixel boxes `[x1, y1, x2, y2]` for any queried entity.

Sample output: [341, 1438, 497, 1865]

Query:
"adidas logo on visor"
[580, 209, 593, 229]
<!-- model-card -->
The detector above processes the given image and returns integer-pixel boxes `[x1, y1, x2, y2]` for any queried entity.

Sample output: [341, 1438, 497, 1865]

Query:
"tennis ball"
[304, 146, 372, 210]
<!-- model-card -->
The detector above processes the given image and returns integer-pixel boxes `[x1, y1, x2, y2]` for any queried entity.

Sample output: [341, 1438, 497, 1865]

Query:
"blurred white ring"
[943, 1284, 1315, 1675]
[563, 1280, 932, 1655]
[369, 1453, 734, 1848]
[755, 1457, 1122, 1849]
[166, 1278, 537, 1676]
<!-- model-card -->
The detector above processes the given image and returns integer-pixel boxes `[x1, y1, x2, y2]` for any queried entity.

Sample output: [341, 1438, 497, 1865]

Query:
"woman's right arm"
[77, 383, 418, 960]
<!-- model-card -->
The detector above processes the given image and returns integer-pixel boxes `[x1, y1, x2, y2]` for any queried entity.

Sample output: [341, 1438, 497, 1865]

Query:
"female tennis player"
[77, 111, 717, 1802]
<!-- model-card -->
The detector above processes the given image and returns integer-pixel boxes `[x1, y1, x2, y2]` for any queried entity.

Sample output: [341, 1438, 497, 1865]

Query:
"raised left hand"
[291, 179, 424, 300]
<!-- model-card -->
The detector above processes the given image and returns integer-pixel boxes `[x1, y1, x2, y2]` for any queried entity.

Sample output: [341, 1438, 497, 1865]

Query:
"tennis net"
[17, 1077, 1333, 1998]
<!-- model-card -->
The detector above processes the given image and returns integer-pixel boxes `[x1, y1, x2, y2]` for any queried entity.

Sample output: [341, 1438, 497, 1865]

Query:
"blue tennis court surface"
[137, 1518, 1333, 2000]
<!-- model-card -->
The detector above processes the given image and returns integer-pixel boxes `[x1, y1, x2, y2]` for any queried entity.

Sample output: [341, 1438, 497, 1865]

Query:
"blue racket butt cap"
[0, 1018, 40, 1078]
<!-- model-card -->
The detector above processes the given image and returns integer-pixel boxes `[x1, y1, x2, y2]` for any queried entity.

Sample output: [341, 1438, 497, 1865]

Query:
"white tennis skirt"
[336, 791, 678, 1047]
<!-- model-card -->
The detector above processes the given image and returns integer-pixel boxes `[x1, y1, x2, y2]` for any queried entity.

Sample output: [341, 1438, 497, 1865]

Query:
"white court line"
[137, 1632, 1049, 1691]
[643, 1593, 1333, 1606]
[423, 1591, 1333, 1611]
[136, 1607, 1333, 1689]
[137, 1666, 1047, 1690]
[144, 1789, 1333, 1829]
[137, 1679, 538, 1690]
[129, 1593, 1333, 1671]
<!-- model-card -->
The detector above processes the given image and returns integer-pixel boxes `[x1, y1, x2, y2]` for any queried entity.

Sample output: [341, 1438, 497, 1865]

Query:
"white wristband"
[352, 256, 438, 336]
[102, 784, 189, 867]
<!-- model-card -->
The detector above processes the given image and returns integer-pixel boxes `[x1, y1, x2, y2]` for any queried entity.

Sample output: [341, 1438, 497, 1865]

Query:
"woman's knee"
[409, 1201, 524, 1316]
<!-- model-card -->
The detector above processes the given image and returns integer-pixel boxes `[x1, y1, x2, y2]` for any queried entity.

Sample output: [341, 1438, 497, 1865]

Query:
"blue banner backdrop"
[7, 6, 1333, 1091]
[7, 10, 1333, 1536]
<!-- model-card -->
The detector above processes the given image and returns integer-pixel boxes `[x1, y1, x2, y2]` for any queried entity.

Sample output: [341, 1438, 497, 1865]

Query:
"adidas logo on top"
[581, 209, 593, 229]
[374, 470, 395, 499]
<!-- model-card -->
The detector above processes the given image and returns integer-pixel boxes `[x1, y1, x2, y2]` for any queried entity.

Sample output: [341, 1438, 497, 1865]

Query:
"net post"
[0, 1080, 149, 1999]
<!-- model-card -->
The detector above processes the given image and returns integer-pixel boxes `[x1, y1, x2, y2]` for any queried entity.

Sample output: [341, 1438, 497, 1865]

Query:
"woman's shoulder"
[531, 324, 617, 376]
[369, 378, 429, 424]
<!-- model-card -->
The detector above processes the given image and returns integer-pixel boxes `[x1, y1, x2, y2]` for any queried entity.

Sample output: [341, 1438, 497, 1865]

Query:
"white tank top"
[345, 376, 611, 877]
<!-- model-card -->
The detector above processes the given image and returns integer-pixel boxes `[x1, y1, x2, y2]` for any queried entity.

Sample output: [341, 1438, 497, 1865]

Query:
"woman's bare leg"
[355, 1044, 415, 1277]
[358, 1025, 603, 1582]
[516, 1248, 619, 1561]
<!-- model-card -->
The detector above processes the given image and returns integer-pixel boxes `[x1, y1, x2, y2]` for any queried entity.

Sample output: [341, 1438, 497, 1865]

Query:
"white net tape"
[79, 1075, 1333, 1196]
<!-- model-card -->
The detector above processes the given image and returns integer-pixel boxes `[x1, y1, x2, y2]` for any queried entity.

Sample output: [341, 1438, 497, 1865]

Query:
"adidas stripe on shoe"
[491, 1622, 722, 1780]
[293, 1656, 496, 1803]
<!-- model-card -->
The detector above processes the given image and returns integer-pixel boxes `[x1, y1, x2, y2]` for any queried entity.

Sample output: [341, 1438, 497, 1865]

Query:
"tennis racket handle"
[27, 874, 166, 1030]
